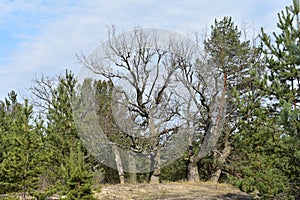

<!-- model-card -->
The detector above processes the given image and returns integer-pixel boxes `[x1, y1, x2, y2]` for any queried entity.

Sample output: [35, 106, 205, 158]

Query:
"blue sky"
[0, 0, 289, 100]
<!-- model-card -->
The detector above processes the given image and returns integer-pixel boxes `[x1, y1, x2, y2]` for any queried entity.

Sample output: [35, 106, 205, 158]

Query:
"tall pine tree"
[229, 1, 300, 198]
[261, 0, 300, 197]
[201, 16, 262, 182]
[43, 70, 95, 198]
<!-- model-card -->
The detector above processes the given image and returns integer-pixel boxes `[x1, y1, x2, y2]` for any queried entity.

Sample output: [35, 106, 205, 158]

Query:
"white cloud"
[0, 0, 291, 99]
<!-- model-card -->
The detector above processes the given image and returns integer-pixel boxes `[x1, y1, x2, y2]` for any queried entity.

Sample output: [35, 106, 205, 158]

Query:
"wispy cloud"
[0, 0, 290, 99]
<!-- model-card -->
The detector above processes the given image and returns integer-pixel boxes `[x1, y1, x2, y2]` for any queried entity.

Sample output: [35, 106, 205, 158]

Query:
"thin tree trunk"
[113, 145, 125, 184]
[128, 152, 137, 183]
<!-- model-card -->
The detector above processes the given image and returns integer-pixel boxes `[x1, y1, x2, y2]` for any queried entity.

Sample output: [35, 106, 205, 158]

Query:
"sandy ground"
[94, 181, 252, 200]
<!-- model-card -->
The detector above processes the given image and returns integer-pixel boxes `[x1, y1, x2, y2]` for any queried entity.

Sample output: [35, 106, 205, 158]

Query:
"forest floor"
[94, 181, 252, 200]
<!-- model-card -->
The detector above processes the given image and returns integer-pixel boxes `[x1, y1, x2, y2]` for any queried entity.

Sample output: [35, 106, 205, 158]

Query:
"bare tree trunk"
[187, 156, 200, 182]
[113, 145, 125, 184]
[187, 76, 227, 182]
[210, 140, 232, 183]
[128, 152, 137, 184]
[210, 168, 222, 183]
[187, 143, 200, 182]
[149, 150, 161, 183]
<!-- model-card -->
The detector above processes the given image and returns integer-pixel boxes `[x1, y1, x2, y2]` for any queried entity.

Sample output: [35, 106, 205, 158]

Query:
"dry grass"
[94, 181, 252, 200]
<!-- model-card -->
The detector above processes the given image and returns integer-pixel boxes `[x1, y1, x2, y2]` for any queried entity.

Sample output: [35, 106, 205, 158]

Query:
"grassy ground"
[94, 181, 252, 200]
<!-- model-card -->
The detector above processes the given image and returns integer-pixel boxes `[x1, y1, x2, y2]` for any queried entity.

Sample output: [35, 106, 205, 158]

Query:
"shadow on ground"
[216, 193, 252, 200]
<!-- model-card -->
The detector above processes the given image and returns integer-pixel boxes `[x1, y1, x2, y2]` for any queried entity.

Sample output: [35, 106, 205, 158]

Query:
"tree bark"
[187, 81, 227, 182]
[210, 168, 222, 183]
[113, 145, 125, 184]
[187, 156, 200, 182]
[128, 152, 137, 183]
[210, 141, 232, 183]
[149, 151, 161, 183]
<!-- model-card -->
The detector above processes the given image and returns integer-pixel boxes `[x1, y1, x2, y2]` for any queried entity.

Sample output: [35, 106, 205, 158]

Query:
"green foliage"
[229, 111, 291, 198]
[218, 1, 300, 198]
[260, 0, 300, 197]
[44, 70, 80, 181]
[161, 156, 188, 182]
[32, 185, 59, 200]
[61, 143, 95, 200]
[42, 70, 96, 198]
[0, 92, 45, 198]
[227, 62, 294, 198]
[201, 16, 263, 183]
[1, 196, 20, 200]
[198, 155, 215, 181]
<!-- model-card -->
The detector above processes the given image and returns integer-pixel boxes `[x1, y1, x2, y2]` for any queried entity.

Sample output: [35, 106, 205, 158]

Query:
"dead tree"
[78, 27, 196, 183]
[176, 52, 226, 182]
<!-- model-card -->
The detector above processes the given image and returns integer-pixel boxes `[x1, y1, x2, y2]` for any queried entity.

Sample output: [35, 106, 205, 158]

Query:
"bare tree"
[78, 27, 196, 183]
[29, 74, 59, 115]
[176, 52, 226, 182]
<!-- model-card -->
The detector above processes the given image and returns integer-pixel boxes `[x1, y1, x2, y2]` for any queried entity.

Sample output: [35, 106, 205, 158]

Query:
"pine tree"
[44, 70, 79, 182]
[261, 0, 300, 196]
[229, 104, 291, 198]
[0, 93, 44, 199]
[228, 1, 300, 198]
[260, 0, 300, 135]
[40, 70, 95, 199]
[61, 142, 95, 200]
[200, 16, 262, 182]
[0, 91, 22, 194]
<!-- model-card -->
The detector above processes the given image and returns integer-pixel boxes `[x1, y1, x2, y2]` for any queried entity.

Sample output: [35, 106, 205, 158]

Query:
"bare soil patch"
[94, 182, 252, 200]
